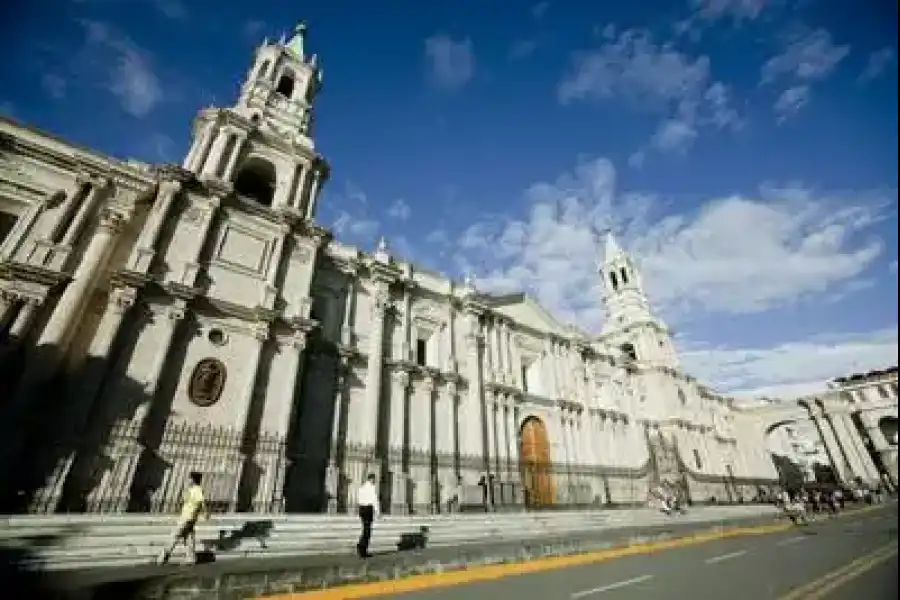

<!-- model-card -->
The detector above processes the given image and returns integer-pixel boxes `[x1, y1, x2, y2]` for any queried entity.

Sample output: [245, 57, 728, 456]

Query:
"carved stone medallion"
[188, 358, 227, 407]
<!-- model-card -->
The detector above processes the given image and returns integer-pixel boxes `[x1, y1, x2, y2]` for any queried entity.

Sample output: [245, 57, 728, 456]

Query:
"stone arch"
[620, 342, 637, 362]
[276, 70, 296, 98]
[255, 59, 272, 80]
[519, 416, 554, 507]
[233, 156, 277, 206]
[879, 416, 898, 446]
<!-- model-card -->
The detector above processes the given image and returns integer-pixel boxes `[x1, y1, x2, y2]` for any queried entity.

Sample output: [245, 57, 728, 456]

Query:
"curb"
[253, 504, 888, 600]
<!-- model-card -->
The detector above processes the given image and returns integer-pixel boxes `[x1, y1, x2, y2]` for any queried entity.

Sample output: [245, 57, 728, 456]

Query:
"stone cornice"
[0, 260, 70, 289]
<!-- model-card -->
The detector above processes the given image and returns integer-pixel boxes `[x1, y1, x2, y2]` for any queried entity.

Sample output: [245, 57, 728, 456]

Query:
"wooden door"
[520, 417, 555, 506]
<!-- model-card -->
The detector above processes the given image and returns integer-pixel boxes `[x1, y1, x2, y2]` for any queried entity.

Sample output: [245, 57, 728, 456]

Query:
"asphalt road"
[377, 504, 898, 600]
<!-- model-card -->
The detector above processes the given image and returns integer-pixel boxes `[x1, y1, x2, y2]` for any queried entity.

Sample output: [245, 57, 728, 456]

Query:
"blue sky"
[1, 0, 897, 397]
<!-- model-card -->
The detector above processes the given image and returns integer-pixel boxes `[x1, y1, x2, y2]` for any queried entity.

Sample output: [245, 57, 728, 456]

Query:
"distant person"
[356, 473, 380, 558]
[157, 471, 209, 565]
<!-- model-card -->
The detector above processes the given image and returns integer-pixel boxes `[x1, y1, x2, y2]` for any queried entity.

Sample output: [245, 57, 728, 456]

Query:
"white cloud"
[773, 85, 810, 121]
[683, 328, 899, 397]
[450, 157, 892, 331]
[651, 119, 698, 153]
[761, 28, 850, 84]
[332, 211, 379, 242]
[532, 1, 551, 19]
[387, 198, 412, 221]
[760, 27, 849, 119]
[424, 35, 475, 90]
[72, 0, 187, 20]
[558, 28, 741, 164]
[79, 20, 162, 117]
[153, 0, 188, 20]
[859, 47, 897, 82]
[689, 0, 768, 22]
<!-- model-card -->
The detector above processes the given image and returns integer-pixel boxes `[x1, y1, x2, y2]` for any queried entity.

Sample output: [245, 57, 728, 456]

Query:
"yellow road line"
[778, 541, 899, 600]
[259, 505, 887, 600]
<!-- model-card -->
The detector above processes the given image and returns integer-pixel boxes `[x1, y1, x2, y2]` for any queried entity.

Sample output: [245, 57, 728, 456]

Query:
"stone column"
[176, 196, 220, 287]
[359, 283, 389, 455]
[436, 381, 458, 499]
[3, 207, 128, 432]
[486, 392, 498, 477]
[444, 302, 457, 372]
[827, 411, 867, 484]
[221, 131, 246, 181]
[326, 361, 351, 513]
[200, 130, 230, 177]
[305, 170, 323, 220]
[401, 282, 413, 361]
[261, 328, 307, 513]
[128, 180, 182, 273]
[60, 177, 109, 247]
[229, 321, 269, 510]
[260, 223, 289, 310]
[414, 375, 435, 512]
[388, 369, 410, 513]
[491, 320, 503, 382]
[92, 299, 187, 512]
[809, 408, 850, 483]
[462, 309, 487, 478]
[340, 270, 357, 346]
[833, 411, 878, 484]
[34, 286, 137, 513]
[506, 401, 519, 481]
[0, 292, 17, 330]
[45, 174, 89, 244]
[184, 121, 215, 171]
[6, 297, 40, 340]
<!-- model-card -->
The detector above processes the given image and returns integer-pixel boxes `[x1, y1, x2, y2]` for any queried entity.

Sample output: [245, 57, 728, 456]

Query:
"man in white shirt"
[356, 473, 380, 558]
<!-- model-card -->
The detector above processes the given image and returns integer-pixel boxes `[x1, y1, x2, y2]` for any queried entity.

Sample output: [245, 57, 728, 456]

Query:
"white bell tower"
[180, 20, 329, 220]
[599, 233, 679, 369]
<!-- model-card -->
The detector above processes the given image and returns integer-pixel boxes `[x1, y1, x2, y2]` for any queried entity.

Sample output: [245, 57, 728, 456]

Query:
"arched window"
[620, 342, 637, 362]
[620, 266, 629, 285]
[609, 270, 619, 291]
[276, 73, 295, 97]
[256, 60, 272, 80]
[233, 157, 277, 206]
[677, 388, 687, 405]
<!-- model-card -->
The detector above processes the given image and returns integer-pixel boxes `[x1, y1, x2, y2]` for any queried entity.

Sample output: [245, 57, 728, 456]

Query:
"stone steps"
[1, 505, 780, 572]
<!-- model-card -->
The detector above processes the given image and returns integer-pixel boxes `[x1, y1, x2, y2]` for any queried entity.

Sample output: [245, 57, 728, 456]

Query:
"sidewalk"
[27, 503, 889, 600]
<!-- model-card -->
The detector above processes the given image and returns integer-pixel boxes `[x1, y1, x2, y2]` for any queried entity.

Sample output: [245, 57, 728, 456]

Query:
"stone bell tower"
[180, 21, 328, 219]
[599, 233, 679, 370]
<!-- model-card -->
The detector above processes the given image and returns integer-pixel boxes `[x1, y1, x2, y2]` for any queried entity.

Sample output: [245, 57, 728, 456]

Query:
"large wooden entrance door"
[520, 417, 555, 507]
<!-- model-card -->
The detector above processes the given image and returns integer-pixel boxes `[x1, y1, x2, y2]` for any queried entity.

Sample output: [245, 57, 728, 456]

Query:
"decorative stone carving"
[371, 286, 390, 318]
[98, 207, 128, 233]
[109, 286, 137, 315]
[188, 358, 227, 407]
[392, 370, 411, 390]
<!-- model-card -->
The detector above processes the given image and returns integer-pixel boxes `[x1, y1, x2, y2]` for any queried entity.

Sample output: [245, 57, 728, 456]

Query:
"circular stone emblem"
[188, 357, 227, 407]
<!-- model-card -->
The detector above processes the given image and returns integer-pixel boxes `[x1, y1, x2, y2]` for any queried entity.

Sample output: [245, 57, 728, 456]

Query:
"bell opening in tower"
[276, 73, 296, 98]
[233, 157, 277, 206]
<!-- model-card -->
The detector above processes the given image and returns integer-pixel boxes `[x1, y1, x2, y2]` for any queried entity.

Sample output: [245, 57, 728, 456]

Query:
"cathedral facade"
[0, 24, 779, 516]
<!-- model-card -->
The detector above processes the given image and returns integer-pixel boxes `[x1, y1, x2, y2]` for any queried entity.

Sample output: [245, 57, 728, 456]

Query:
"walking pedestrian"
[356, 473, 380, 558]
[157, 471, 209, 565]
